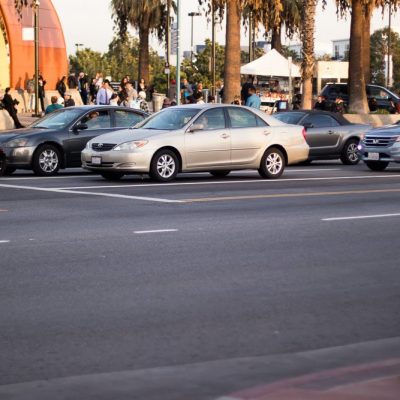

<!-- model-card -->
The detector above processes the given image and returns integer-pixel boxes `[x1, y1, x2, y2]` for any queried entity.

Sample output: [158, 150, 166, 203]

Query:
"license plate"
[367, 152, 380, 161]
[91, 156, 101, 165]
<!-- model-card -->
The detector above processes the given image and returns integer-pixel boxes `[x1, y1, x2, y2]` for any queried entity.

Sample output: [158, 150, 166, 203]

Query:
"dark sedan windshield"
[31, 109, 83, 129]
[136, 108, 200, 130]
[273, 112, 305, 125]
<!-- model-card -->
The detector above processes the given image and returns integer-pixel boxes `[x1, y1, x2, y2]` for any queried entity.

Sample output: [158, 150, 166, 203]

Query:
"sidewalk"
[217, 359, 400, 400]
[19, 112, 40, 127]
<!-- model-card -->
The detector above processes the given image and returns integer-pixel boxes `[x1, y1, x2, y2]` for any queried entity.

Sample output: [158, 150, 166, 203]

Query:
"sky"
[51, 0, 398, 56]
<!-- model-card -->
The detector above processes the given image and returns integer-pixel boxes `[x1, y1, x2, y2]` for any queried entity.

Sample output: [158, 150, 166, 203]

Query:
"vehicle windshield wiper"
[33, 125, 49, 129]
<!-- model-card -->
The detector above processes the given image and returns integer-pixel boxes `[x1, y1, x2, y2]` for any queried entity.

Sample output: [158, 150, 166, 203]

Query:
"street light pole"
[166, 0, 171, 93]
[188, 12, 201, 64]
[33, 0, 40, 117]
[211, 0, 216, 97]
[176, 0, 181, 105]
[75, 43, 84, 53]
[387, 2, 392, 87]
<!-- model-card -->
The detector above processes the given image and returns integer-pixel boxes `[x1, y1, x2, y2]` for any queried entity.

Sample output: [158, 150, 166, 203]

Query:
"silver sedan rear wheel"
[258, 147, 285, 179]
[150, 149, 179, 182]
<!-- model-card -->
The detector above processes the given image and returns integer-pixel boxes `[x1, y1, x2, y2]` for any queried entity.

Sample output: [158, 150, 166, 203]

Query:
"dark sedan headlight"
[5, 138, 30, 148]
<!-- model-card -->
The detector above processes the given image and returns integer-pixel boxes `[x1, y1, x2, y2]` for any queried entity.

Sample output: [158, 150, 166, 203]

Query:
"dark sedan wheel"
[340, 139, 360, 165]
[210, 170, 230, 178]
[150, 149, 179, 182]
[258, 147, 285, 179]
[33, 145, 61, 176]
[100, 172, 124, 181]
[365, 160, 389, 171]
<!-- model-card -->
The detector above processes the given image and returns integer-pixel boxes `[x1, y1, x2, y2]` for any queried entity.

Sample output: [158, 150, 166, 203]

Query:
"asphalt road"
[1, 162, 400, 400]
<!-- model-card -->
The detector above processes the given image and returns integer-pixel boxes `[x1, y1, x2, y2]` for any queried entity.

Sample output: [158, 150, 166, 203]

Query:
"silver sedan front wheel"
[33, 145, 61, 176]
[150, 149, 179, 182]
[258, 147, 285, 179]
[340, 139, 360, 165]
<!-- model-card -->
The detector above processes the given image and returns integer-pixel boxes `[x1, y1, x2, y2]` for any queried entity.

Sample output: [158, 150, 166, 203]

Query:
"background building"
[0, 0, 68, 90]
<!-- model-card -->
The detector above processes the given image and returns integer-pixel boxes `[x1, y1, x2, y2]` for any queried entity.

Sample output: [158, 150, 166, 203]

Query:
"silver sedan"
[81, 104, 309, 182]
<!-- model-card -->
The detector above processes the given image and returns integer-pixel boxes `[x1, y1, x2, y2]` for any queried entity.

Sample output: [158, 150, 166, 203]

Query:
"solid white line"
[0, 240, 10, 244]
[0, 175, 96, 181]
[322, 213, 400, 221]
[0, 183, 182, 203]
[134, 229, 178, 234]
[56, 174, 400, 190]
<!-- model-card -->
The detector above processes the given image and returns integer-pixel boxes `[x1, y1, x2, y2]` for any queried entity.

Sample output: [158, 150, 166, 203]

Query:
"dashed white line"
[322, 213, 400, 221]
[134, 229, 178, 234]
[0, 240, 10, 244]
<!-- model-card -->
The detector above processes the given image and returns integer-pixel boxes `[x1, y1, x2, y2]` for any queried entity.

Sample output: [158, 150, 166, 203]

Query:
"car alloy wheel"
[150, 149, 179, 182]
[33, 145, 61, 176]
[258, 147, 285, 179]
[341, 139, 360, 165]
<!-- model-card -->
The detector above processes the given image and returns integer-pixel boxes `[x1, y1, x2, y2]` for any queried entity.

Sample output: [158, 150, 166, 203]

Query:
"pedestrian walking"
[2, 88, 24, 128]
[56, 76, 67, 98]
[245, 87, 261, 109]
[38, 74, 46, 114]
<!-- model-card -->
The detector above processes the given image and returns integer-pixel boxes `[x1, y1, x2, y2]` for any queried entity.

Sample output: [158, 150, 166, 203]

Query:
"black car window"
[368, 86, 389, 100]
[274, 112, 305, 125]
[302, 114, 340, 128]
[114, 110, 145, 128]
[194, 108, 226, 130]
[80, 110, 111, 130]
[329, 85, 348, 96]
[227, 108, 258, 128]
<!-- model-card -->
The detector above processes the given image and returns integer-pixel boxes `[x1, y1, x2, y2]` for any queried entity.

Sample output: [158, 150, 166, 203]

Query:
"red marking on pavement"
[225, 358, 400, 399]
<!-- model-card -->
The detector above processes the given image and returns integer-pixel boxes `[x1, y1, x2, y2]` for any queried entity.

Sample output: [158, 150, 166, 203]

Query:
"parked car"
[273, 110, 371, 164]
[320, 83, 400, 113]
[358, 122, 400, 171]
[0, 106, 148, 176]
[81, 104, 309, 182]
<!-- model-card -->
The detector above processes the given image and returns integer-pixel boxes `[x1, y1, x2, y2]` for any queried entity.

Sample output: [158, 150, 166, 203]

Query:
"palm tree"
[223, 0, 242, 103]
[111, 0, 169, 84]
[300, 0, 317, 109]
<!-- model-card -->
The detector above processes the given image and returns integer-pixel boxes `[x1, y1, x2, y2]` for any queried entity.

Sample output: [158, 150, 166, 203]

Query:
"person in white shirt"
[96, 79, 114, 105]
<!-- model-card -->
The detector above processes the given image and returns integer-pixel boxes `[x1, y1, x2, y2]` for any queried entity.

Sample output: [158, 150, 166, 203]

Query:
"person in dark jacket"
[56, 76, 67, 98]
[64, 93, 75, 107]
[314, 95, 328, 111]
[2, 88, 24, 128]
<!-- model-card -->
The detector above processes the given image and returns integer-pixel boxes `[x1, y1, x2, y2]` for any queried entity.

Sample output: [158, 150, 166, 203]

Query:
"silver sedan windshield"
[138, 108, 200, 130]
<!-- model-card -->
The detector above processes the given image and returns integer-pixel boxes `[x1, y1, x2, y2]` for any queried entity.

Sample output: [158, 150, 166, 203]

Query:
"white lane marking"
[56, 174, 400, 190]
[134, 229, 178, 234]
[0, 240, 10, 244]
[232, 168, 340, 174]
[0, 174, 96, 181]
[0, 184, 182, 203]
[322, 213, 400, 221]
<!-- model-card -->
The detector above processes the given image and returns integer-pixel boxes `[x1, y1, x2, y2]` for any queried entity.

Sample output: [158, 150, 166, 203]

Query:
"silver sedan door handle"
[328, 130, 335, 134]
[220, 133, 230, 139]
[264, 130, 272, 135]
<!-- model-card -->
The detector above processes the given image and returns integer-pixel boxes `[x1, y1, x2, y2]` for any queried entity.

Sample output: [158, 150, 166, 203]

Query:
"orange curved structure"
[0, 0, 68, 90]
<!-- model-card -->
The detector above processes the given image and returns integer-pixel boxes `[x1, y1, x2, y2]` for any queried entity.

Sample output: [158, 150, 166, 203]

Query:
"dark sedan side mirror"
[302, 122, 314, 129]
[74, 123, 88, 132]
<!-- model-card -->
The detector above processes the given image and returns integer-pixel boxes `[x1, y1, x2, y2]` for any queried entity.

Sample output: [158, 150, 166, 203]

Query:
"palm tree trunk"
[348, 0, 369, 113]
[223, 0, 241, 103]
[271, 26, 282, 54]
[138, 26, 150, 84]
[363, 1, 374, 84]
[301, 0, 316, 109]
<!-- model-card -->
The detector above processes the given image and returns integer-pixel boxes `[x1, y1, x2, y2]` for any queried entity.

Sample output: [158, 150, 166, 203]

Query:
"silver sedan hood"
[90, 128, 172, 144]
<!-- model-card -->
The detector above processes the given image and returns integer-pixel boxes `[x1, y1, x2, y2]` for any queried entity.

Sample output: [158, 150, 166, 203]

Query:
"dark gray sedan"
[274, 110, 371, 164]
[0, 106, 148, 176]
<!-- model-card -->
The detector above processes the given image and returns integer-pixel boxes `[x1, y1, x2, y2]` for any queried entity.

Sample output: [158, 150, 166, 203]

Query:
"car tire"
[210, 170, 230, 178]
[100, 172, 124, 181]
[365, 160, 389, 171]
[340, 139, 360, 165]
[258, 147, 285, 179]
[150, 149, 179, 182]
[32, 144, 61, 176]
[4, 166, 16, 175]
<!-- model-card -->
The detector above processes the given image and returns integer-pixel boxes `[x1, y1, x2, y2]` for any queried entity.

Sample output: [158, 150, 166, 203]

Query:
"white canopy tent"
[240, 49, 301, 78]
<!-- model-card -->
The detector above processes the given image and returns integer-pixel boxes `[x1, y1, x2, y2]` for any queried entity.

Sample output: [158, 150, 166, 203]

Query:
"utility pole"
[166, 0, 171, 93]
[249, 12, 253, 62]
[211, 0, 216, 97]
[33, 0, 40, 117]
[176, 0, 181, 104]
[75, 43, 84, 53]
[387, 2, 392, 87]
[188, 12, 201, 64]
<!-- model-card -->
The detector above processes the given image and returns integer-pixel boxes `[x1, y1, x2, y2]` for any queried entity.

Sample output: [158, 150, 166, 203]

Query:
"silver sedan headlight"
[85, 141, 92, 150]
[5, 138, 30, 148]
[114, 140, 148, 151]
